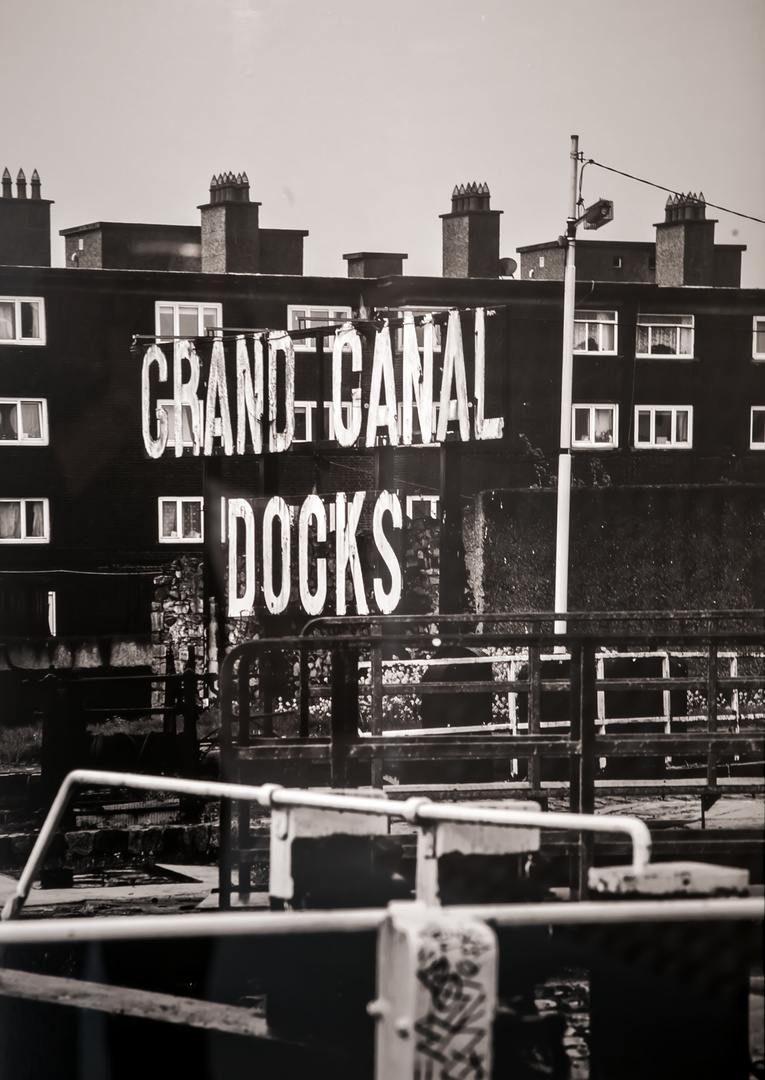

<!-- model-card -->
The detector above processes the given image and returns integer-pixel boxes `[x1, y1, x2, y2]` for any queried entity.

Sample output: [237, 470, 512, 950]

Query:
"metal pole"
[0, 898, 760, 946]
[554, 135, 580, 635]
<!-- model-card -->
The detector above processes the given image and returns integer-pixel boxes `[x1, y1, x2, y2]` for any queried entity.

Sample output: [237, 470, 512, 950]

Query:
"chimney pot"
[16, 169, 27, 199]
[1, 168, 12, 198]
[30, 170, 41, 199]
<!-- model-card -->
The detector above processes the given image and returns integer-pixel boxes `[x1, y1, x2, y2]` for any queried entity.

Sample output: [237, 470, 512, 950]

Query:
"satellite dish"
[499, 257, 518, 278]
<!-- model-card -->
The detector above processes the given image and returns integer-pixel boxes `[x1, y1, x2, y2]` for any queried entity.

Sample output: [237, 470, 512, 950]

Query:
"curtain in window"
[0, 503, 21, 538]
[0, 403, 18, 440]
[0, 303, 15, 340]
[27, 501, 44, 537]
[573, 409, 590, 442]
[675, 411, 689, 443]
[649, 326, 676, 354]
[183, 502, 202, 538]
[20, 402, 41, 439]
[20, 302, 39, 339]
[162, 502, 178, 537]
[593, 409, 613, 443]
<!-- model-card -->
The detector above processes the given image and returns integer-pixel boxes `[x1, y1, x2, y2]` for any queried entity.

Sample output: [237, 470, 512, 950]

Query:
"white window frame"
[158, 497, 204, 543]
[750, 407, 765, 449]
[0, 398, 48, 444]
[634, 406, 693, 449]
[573, 310, 618, 355]
[753, 317, 765, 360]
[406, 495, 439, 519]
[391, 308, 445, 354]
[0, 297, 45, 345]
[288, 305, 352, 351]
[0, 498, 50, 543]
[571, 404, 618, 448]
[636, 314, 694, 358]
[155, 302, 222, 342]
[156, 399, 203, 448]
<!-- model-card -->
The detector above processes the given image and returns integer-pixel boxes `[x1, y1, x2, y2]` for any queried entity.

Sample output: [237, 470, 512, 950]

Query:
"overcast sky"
[5, 0, 764, 285]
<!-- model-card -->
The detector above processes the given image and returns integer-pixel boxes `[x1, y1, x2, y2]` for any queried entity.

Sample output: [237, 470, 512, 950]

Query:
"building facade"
[1, 171, 763, 712]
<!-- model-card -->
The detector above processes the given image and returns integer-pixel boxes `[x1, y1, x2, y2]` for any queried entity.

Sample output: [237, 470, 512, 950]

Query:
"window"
[634, 406, 693, 448]
[573, 310, 617, 354]
[751, 408, 765, 449]
[293, 401, 317, 443]
[158, 497, 203, 542]
[636, 314, 694, 357]
[392, 309, 444, 354]
[0, 298, 45, 345]
[612, 256, 622, 269]
[155, 302, 222, 341]
[406, 495, 439, 519]
[157, 400, 202, 448]
[538, 256, 545, 268]
[572, 405, 617, 447]
[753, 318, 765, 360]
[288, 306, 352, 350]
[0, 498, 49, 542]
[0, 398, 48, 444]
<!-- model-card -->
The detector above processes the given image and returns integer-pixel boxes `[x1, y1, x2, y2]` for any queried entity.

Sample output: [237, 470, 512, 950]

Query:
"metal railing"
[1, 768, 652, 921]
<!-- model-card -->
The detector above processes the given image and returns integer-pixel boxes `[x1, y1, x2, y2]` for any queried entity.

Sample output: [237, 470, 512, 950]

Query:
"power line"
[586, 158, 765, 226]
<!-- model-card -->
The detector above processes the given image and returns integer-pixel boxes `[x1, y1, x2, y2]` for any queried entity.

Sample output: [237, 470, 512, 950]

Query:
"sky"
[5, 0, 765, 285]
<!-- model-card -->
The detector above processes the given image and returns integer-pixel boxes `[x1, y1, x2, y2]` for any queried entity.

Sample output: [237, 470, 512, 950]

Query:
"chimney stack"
[654, 192, 716, 287]
[199, 171, 261, 273]
[441, 181, 502, 277]
[0, 168, 52, 266]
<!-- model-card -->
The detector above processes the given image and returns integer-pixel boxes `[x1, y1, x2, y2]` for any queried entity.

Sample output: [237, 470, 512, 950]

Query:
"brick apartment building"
[1, 169, 763, 711]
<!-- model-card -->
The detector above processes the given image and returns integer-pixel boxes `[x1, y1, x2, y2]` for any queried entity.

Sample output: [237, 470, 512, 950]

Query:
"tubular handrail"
[1, 768, 653, 921]
[0, 898, 762, 946]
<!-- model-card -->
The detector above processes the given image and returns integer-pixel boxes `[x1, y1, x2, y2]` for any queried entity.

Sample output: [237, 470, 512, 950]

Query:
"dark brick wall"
[475, 485, 765, 612]
[0, 199, 51, 267]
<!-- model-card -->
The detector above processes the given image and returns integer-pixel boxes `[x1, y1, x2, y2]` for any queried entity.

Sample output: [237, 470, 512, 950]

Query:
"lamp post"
[553, 136, 613, 634]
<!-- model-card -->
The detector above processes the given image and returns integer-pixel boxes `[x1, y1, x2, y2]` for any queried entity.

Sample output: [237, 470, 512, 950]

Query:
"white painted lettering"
[227, 499, 256, 617]
[372, 491, 403, 613]
[298, 494, 328, 616]
[335, 491, 368, 615]
[332, 325, 363, 447]
[141, 345, 168, 458]
[365, 320, 399, 447]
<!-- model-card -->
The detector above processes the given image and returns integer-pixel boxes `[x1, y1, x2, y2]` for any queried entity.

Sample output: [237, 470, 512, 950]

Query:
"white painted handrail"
[1, 768, 652, 920]
[0, 898, 762, 945]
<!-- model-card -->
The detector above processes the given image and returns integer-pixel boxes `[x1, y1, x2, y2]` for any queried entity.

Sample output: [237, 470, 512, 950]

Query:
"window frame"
[0, 498, 50, 543]
[0, 297, 46, 346]
[288, 305, 353, 351]
[753, 317, 765, 360]
[154, 302, 222, 342]
[156, 399, 203, 449]
[571, 404, 618, 448]
[158, 497, 204, 543]
[633, 405, 694, 449]
[391, 308, 445, 354]
[573, 310, 618, 355]
[750, 407, 765, 449]
[0, 398, 48, 445]
[635, 313, 695, 358]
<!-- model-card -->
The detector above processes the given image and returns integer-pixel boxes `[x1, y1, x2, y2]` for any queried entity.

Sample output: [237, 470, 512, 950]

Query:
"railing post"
[369, 902, 498, 1080]
[706, 640, 719, 794]
[298, 645, 310, 739]
[527, 642, 541, 797]
[370, 631, 384, 789]
[331, 644, 359, 788]
[570, 640, 596, 899]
